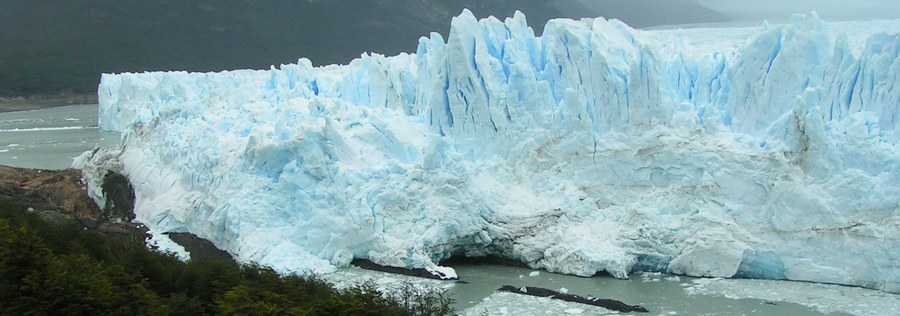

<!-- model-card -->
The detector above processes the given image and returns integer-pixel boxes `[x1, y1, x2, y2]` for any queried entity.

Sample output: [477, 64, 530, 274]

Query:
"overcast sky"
[695, 0, 900, 21]
[569, 0, 900, 27]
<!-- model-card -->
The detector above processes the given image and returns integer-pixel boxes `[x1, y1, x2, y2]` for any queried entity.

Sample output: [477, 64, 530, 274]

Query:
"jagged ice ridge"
[78, 10, 900, 292]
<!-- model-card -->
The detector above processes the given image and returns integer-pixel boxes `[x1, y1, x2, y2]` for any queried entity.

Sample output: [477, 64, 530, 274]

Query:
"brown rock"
[1, 165, 229, 259]
[0, 165, 102, 226]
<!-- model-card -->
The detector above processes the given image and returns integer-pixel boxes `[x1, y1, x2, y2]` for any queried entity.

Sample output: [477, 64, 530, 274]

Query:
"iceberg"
[80, 10, 900, 292]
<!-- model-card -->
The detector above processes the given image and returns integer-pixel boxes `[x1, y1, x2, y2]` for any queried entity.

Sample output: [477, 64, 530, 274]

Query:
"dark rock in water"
[351, 259, 458, 280]
[101, 172, 135, 222]
[498, 285, 649, 313]
[165, 232, 234, 262]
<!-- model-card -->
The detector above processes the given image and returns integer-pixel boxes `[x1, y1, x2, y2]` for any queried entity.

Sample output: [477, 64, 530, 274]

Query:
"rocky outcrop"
[165, 232, 234, 262]
[0, 94, 98, 113]
[1, 165, 234, 261]
[100, 172, 135, 222]
[0, 166, 144, 238]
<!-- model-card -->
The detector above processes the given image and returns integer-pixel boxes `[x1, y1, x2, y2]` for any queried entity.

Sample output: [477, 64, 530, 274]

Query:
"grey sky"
[567, 0, 900, 28]
[695, 0, 900, 21]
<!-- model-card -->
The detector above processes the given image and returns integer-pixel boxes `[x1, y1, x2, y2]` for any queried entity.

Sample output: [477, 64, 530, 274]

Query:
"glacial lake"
[2, 104, 896, 315]
[0, 104, 120, 169]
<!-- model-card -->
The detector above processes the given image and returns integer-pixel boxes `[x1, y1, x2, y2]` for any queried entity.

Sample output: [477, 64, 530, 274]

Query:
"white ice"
[82, 10, 900, 292]
[461, 292, 622, 316]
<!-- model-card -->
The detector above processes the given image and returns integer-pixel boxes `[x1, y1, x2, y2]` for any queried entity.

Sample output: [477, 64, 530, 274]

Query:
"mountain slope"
[0, 0, 585, 96]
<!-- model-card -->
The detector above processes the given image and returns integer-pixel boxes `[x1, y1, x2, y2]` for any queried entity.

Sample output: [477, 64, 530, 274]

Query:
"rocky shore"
[0, 166, 136, 233]
[0, 165, 236, 261]
[0, 94, 98, 113]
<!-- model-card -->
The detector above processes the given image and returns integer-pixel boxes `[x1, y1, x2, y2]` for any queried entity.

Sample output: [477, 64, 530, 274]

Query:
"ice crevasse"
[79, 10, 900, 292]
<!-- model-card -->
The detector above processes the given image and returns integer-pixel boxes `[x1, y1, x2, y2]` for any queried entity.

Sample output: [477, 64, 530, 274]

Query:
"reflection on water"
[0, 104, 120, 169]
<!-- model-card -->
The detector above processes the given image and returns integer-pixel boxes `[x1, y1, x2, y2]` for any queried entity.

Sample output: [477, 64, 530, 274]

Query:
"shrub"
[0, 200, 456, 315]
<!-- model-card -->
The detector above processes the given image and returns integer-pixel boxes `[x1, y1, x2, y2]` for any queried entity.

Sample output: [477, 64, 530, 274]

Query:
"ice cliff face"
[84, 11, 899, 292]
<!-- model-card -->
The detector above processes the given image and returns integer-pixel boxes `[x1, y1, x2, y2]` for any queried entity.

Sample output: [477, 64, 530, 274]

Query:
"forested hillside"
[0, 0, 583, 96]
[0, 199, 453, 315]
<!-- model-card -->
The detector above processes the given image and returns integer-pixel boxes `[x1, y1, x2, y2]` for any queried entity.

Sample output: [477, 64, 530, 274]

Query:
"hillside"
[0, 0, 586, 97]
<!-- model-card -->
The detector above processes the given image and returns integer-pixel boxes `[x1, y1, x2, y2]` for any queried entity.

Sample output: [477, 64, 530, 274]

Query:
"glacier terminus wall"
[79, 10, 899, 292]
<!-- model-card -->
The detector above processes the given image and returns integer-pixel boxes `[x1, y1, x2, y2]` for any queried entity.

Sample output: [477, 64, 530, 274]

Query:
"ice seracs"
[82, 10, 900, 292]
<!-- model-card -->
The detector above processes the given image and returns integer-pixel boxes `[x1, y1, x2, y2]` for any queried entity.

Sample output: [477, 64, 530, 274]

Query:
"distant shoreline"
[0, 94, 98, 113]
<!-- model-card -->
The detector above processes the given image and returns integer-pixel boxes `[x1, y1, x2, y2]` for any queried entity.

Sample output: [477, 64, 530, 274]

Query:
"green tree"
[217, 284, 301, 316]
[19, 254, 116, 315]
[0, 219, 53, 314]
[0, 201, 455, 316]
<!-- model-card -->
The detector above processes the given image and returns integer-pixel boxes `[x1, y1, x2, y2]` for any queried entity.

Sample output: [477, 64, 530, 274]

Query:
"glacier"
[78, 11, 900, 292]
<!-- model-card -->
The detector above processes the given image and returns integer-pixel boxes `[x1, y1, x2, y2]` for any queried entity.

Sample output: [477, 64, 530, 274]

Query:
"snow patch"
[145, 229, 190, 261]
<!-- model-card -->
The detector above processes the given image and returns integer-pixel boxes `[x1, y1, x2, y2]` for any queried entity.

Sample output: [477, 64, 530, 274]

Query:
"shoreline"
[0, 94, 98, 113]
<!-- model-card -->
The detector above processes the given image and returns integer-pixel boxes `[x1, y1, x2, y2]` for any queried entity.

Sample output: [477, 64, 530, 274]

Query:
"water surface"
[449, 263, 847, 315]
[0, 104, 120, 169]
